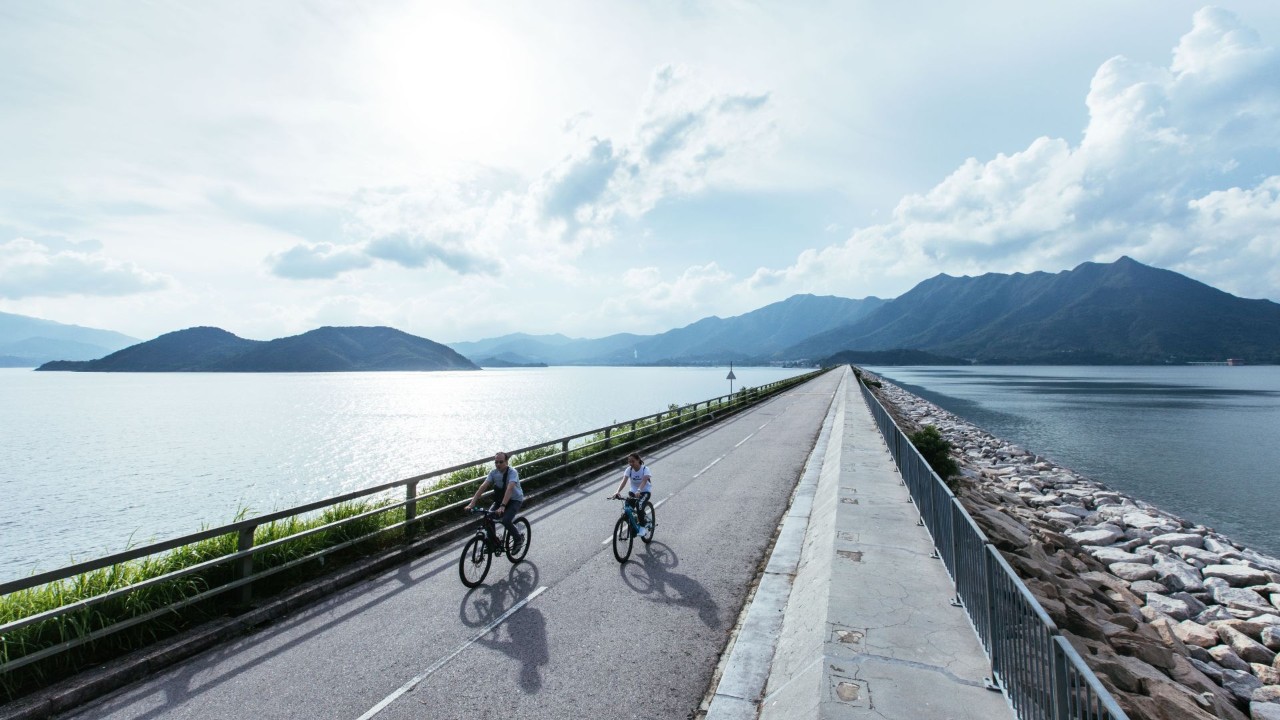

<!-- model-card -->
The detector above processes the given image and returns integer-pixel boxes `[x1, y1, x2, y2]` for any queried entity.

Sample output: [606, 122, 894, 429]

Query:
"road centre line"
[734, 433, 755, 448]
[355, 586, 548, 720]
[693, 456, 724, 479]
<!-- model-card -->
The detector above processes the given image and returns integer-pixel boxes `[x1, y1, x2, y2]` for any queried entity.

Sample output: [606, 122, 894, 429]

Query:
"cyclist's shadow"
[618, 542, 721, 630]
[458, 562, 548, 694]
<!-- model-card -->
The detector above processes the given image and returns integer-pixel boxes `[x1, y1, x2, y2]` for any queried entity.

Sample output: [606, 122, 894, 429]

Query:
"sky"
[2, 1, 1280, 343]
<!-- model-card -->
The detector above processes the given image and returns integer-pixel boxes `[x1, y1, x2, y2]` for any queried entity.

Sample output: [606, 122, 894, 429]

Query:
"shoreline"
[864, 372, 1280, 720]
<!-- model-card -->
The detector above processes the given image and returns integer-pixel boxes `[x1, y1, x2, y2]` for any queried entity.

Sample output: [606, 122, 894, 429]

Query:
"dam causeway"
[19, 365, 1274, 718]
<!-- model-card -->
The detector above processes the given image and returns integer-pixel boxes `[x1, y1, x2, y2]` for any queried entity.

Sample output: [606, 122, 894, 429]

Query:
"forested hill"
[786, 257, 1280, 364]
[37, 326, 479, 372]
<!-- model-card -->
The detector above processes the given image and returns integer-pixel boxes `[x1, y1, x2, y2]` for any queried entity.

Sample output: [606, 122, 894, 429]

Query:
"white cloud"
[595, 262, 737, 331]
[268, 242, 372, 280]
[260, 66, 774, 283]
[0, 237, 168, 299]
[753, 7, 1280, 303]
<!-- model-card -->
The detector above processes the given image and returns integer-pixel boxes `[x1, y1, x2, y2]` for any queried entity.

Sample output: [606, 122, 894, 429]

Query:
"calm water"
[0, 366, 806, 582]
[864, 365, 1280, 558]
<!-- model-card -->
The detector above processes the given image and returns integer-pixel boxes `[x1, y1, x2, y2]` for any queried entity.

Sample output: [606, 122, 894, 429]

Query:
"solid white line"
[693, 456, 724, 478]
[355, 586, 548, 720]
[734, 432, 755, 448]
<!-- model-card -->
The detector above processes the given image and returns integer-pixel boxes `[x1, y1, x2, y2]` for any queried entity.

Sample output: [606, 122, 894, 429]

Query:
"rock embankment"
[865, 375, 1280, 720]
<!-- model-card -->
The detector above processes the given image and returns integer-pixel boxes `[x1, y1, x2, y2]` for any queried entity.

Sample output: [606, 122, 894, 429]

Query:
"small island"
[36, 326, 480, 372]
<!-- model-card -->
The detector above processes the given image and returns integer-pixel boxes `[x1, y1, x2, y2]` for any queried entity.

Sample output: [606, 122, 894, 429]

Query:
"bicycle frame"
[473, 509, 506, 550]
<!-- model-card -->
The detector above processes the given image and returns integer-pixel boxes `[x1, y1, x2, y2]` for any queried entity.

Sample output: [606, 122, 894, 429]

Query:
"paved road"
[64, 371, 841, 720]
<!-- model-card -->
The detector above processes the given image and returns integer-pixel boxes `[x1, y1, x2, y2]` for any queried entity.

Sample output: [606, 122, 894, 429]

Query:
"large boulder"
[1219, 625, 1279, 665]
[1204, 564, 1273, 587]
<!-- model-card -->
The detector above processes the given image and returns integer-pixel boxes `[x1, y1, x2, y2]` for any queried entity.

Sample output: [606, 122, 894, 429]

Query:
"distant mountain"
[0, 311, 139, 366]
[449, 294, 886, 365]
[38, 326, 479, 372]
[787, 257, 1280, 364]
[475, 354, 549, 368]
[449, 332, 645, 365]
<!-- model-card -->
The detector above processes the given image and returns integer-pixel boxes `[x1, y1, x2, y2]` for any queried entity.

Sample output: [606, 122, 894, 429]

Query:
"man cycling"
[465, 451, 525, 553]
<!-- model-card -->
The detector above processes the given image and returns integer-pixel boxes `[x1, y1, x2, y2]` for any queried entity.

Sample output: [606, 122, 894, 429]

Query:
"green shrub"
[909, 425, 958, 482]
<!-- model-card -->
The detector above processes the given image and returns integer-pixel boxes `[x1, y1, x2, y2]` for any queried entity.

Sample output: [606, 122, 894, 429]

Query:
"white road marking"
[734, 432, 755, 448]
[693, 456, 724, 478]
[355, 586, 548, 720]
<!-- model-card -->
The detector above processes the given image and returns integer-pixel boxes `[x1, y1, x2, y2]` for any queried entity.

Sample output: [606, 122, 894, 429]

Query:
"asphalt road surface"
[65, 371, 841, 720]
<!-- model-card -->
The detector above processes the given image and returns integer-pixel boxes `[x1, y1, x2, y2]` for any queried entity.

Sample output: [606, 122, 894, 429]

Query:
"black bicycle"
[459, 507, 532, 587]
[610, 494, 656, 563]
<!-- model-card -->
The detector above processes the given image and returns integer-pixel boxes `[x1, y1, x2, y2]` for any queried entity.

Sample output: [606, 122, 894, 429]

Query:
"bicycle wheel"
[612, 516, 633, 563]
[506, 517, 532, 563]
[640, 502, 656, 545]
[459, 536, 492, 588]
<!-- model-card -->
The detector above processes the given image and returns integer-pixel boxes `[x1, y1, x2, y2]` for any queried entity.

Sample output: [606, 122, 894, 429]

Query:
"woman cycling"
[610, 452, 652, 538]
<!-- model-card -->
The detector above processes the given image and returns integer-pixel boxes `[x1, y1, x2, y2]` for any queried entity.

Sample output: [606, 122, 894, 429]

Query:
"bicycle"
[609, 493, 656, 563]
[458, 506, 532, 587]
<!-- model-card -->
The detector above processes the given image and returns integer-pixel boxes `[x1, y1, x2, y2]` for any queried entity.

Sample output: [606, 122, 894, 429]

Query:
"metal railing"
[0, 369, 824, 680]
[857, 371, 1128, 720]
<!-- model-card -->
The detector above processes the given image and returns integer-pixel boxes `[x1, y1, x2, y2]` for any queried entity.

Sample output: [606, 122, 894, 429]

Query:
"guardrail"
[0, 368, 824, 692]
[856, 372, 1128, 720]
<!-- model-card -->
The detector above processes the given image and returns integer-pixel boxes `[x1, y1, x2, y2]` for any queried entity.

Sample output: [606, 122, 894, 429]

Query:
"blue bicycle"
[610, 494, 656, 563]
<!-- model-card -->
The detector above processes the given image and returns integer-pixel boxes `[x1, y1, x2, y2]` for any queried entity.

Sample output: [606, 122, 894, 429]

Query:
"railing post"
[237, 525, 256, 604]
[1052, 638, 1068, 720]
[561, 439, 569, 470]
[984, 546, 1004, 693]
[405, 481, 418, 541]
[605, 426, 611, 448]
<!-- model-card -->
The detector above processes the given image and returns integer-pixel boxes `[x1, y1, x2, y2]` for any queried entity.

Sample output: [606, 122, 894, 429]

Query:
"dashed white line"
[355, 586, 547, 720]
[693, 456, 724, 478]
[734, 433, 755, 448]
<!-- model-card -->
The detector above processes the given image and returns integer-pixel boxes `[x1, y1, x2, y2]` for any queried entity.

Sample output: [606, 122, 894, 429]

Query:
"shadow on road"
[458, 562, 540, 628]
[618, 542, 721, 629]
[458, 562, 548, 693]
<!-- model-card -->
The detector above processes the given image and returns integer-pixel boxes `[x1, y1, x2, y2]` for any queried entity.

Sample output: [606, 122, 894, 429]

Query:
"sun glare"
[366, 7, 535, 164]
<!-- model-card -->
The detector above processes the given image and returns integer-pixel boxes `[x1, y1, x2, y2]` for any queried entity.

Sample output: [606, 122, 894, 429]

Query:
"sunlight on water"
[0, 366, 805, 581]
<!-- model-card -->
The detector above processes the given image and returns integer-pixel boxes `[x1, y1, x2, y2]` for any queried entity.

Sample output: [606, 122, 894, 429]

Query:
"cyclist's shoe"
[636, 527, 649, 540]
[511, 534, 524, 555]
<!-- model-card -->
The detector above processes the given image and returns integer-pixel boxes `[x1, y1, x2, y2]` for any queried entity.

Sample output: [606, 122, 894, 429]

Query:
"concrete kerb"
[1, 378, 819, 720]
[704, 366, 850, 719]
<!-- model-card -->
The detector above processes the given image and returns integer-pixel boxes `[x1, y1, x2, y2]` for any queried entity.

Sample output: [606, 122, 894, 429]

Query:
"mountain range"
[448, 293, 887, 365]
[10, 257, 1280, 370]
[0, 312, 138, 367]
[37, 326, 478, 372]
[787, 256, 1280, 364]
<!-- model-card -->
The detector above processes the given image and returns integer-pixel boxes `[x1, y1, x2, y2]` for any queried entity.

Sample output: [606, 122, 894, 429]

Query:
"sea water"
[0, 366, 804, 582]
[864, 365, 1280, 558]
